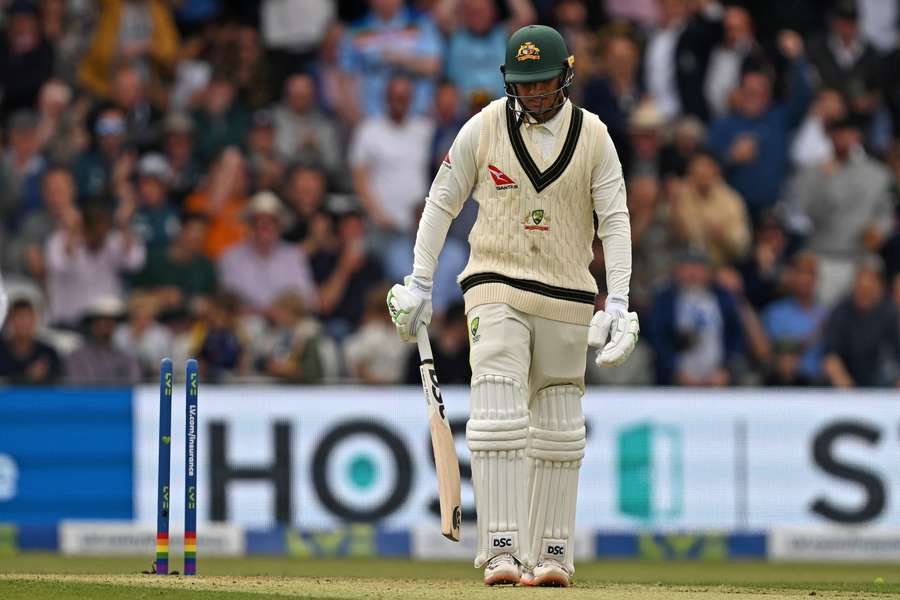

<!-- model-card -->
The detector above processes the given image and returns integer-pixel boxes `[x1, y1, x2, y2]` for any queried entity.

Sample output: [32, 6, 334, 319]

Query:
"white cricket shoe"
[523, 558, 570, 587]
[483, 553, 521, 586]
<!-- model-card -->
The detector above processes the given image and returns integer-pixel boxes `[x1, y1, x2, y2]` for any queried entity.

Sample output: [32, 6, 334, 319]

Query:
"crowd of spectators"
[1, 0, 900, 388]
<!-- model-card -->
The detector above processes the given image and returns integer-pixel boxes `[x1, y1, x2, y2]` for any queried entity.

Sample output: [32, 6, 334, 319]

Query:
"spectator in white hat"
[218, 191, 317, 314]
[64, 295, 141, 384]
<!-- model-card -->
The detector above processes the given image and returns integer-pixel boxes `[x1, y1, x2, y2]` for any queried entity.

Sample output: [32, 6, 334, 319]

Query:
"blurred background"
[1, 0, 900, 565]
[1, 0, 900, 389]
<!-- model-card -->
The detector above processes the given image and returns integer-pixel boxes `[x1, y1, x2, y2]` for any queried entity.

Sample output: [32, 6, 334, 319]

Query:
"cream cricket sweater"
[412, 98, 631, 326]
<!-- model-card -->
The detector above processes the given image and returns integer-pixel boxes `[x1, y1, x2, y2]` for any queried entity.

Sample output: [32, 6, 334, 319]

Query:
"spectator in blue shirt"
[429, 80, 464, 177]
[707, 31, 812, 220]
[583, 32, 643, 171]
[443, 0, 534, 108]
[649, 247, 744, 386]
[823, 256, 900, 388]
[762, 251, 825, 385]
[339, 0, 444, 118]
[384, 202, 467, 317]
[0, 110, 46, 227]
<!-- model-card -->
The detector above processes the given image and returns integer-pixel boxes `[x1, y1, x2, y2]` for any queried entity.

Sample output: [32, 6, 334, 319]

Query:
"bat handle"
[416, 325, 433, 362]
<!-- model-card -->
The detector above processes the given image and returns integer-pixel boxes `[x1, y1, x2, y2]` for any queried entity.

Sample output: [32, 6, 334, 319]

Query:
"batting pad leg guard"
[467, 375, 530, 568]
[527, 385, 585, 575]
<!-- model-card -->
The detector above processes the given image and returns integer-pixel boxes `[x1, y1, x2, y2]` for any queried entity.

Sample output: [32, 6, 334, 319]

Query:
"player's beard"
[520, 90, 565, 123]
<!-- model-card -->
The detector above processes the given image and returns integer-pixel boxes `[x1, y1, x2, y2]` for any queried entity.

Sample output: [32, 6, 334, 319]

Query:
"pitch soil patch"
[1, 574, 895, 600]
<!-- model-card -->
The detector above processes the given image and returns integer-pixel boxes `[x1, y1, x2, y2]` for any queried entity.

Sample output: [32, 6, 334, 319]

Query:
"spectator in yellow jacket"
[78, 0, 179, 102]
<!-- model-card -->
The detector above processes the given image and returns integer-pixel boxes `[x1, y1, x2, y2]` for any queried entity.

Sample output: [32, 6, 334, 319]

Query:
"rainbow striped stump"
[154, 358, 200, 577]
[184, 531, 196, 575]
[156, 359, 173, 576]
[155, 532, 169, 574]
[184, 359, 199, 575]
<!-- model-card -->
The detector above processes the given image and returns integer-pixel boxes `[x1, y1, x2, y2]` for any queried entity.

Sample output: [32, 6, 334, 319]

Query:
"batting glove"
[386, 275, 433, 343]
[588, 295, 640, 368]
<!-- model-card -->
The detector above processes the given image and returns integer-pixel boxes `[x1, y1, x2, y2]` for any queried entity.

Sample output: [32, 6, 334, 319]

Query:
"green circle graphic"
[347, 454, 377, 489]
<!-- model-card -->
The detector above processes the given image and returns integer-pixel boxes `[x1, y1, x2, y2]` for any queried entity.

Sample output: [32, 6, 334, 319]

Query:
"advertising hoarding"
[130, 386, 900, 532]
[0, 388, 133, 524]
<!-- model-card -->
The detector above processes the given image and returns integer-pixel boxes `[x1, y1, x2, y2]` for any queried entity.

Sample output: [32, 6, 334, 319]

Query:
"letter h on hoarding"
[209, 421, 293, 523]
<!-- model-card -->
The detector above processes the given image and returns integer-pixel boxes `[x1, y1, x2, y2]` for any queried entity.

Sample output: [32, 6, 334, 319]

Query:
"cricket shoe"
[483, 553, 521, 586]
[521, 558, 570, 587]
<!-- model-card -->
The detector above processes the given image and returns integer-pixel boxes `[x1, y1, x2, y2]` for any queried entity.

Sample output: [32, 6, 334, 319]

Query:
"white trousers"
[466, 303, 588, 573]
[467, 303, 589, 394]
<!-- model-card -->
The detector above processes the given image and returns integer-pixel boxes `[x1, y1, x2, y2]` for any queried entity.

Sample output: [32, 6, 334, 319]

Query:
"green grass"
[0, 554, 477, 579]
[0, 581, 301, 600]
[1, 554, 899, 599]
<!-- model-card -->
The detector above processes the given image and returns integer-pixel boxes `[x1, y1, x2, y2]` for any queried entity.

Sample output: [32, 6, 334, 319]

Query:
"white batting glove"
[588, 296, 640, 368]
[386, 275, 433, 343]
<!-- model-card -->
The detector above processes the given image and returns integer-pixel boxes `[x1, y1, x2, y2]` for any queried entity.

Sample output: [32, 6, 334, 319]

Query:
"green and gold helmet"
[501, 25, 574, 118]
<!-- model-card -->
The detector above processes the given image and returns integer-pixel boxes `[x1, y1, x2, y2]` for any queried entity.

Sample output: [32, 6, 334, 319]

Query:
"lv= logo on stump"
[152, 358, 200, 576]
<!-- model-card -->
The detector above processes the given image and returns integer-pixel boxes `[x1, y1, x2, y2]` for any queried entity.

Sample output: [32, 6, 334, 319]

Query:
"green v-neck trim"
[505, 104, 583, 193]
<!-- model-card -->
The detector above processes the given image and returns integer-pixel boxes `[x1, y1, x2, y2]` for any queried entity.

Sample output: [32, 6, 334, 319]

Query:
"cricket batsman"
[387, 24, 638, 586]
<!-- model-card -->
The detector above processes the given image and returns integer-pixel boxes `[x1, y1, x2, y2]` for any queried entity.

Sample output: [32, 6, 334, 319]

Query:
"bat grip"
[416, 326, 433, 362]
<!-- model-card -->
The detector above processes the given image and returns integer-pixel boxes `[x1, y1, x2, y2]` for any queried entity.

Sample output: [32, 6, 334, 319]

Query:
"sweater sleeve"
[411, 112, 481, 281]
[591, 128, 632, 305]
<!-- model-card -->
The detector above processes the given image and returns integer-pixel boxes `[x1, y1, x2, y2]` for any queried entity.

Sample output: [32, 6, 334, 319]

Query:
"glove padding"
[588, 310, 640, 368]
[386, 276, 433, 342]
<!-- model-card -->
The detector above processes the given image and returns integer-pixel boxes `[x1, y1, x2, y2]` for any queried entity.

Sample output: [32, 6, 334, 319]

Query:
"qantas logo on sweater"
[488, 165, 518, 190]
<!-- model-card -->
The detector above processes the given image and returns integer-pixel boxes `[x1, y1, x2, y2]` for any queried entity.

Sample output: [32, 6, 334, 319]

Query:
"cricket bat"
[416, 326, 462, 542]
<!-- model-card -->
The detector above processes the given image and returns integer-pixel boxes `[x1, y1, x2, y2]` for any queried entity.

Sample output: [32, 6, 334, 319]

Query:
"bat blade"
[429, 414, 462, 541]
[417, 328, 462, 542]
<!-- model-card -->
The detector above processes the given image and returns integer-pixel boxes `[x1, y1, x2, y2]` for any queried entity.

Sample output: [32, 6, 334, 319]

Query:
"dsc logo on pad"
[542, 539, 567, 560]
[490, 532, 518, 552]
